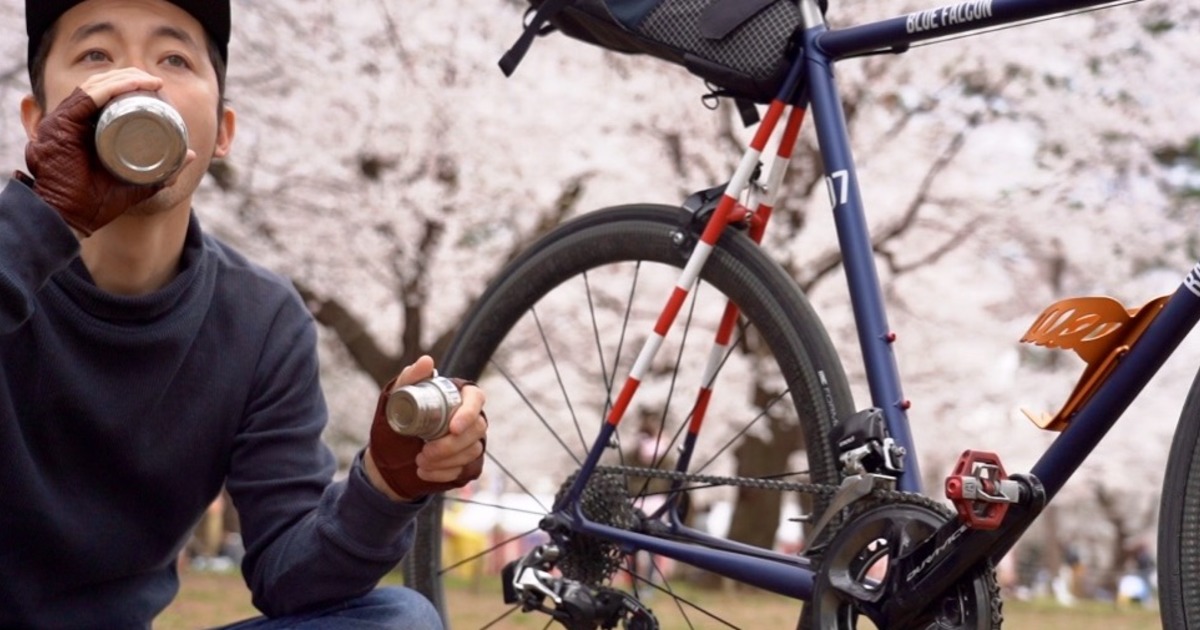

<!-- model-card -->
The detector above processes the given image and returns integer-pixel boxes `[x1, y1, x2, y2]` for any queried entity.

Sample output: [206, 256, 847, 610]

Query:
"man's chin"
[123, 188, 178, 217]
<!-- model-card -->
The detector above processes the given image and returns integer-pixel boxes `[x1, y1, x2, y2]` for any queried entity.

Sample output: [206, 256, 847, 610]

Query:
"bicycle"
[402, 0, 1199, 627]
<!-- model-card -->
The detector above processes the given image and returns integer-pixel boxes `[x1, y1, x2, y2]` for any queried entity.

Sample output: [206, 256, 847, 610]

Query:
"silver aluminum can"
[95, 92, 189, 186]
[385, 376, 462, 441]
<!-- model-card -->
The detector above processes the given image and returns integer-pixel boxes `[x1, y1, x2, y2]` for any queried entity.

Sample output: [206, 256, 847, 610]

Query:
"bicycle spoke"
[605, 261, 642, 460]
[488, 358, 582, 468]
[438, 527, 543, 575]
[642, 553, 698, 630]
[696, 387, 792, 476]
[444, 496, 546, 517]
[531, 306, 588, 454]
[583, 270, 613, 415]
[618, 565, 740, 629]
[484, 452, 551, 514]
[478, 603, 524, 630]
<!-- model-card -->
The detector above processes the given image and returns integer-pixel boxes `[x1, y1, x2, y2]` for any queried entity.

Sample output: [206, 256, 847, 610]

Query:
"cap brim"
[26, 0, 230, 79]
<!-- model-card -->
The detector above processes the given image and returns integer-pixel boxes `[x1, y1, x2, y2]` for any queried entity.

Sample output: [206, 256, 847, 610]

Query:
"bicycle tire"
[406, 204, 854, 628]
[1159, 368, 1200, 628]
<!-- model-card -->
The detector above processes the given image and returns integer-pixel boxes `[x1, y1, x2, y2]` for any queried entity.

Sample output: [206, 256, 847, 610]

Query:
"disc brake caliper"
[944, 450, 1022, 530]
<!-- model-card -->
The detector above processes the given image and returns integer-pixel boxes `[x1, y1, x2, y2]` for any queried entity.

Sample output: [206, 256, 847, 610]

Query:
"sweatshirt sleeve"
[0, 178, 80, 333]
[224, 290, 425, 616]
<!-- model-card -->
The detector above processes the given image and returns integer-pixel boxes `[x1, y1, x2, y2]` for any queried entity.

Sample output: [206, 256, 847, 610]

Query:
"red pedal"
[945, 450, 1015, 530]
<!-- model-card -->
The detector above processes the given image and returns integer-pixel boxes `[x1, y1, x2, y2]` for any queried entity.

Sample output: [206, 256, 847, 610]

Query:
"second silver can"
[385, 375, 463, 441]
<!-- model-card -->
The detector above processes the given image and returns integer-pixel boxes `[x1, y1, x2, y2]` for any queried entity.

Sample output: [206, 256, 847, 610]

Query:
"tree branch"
[397, 217, 446, 368]
[500, 172, 593, 266]
[798, 119, 976, 293]
[375, 0, 414, 72]
[875, 215, 981, 276]
[294, 279, 400, 386]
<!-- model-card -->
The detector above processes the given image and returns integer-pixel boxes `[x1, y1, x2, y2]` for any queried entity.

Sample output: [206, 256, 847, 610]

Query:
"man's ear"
[20, 95, 44, 141]
[214, 105, 236, 158]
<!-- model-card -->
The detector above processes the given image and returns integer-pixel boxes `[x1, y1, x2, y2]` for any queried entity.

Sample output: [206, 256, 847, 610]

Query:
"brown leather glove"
[369, 377, 486, 500]
[21, 87, 161, 236]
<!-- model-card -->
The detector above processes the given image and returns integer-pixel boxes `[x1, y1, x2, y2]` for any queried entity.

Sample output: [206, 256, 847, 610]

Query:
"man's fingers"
[79, 70, 164, 108]
[415, 383, 486, 469]
[448, 386, 486, 435]
[391, 355, 436, 391]
[432, 414, 485, 458]
[417, 466, 465, 483]
[416, 436, 484, 470]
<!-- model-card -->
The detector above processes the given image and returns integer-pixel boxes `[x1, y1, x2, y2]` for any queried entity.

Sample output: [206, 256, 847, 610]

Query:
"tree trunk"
[726, 435, 788, 550]
[725, 384, 805, 552]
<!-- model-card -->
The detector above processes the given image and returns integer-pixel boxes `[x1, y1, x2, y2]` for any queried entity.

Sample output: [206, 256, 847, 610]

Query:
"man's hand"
[366, 355, 487, 502]
[20, 70, 195, 236]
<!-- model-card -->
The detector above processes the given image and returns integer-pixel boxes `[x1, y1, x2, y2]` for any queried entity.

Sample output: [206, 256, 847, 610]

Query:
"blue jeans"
[215, 586, 441, 629]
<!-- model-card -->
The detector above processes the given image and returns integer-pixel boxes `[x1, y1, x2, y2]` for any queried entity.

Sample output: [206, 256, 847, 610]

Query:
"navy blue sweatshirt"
[0, 179, 424, 627]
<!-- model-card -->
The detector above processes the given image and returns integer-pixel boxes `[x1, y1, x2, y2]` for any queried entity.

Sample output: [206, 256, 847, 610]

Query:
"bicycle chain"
[597, 464, 1000, 518]
[595, 464, 842, 499]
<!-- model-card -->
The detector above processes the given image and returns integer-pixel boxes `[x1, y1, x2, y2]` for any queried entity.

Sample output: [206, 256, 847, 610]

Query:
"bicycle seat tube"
[801, 0, 923, 492]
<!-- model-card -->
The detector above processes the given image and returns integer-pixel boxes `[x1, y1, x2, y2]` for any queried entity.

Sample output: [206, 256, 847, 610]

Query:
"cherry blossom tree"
[1, 0, 1197, 584]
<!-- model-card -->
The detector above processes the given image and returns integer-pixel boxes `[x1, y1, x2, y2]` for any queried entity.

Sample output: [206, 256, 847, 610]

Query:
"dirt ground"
[156, 569, 1162, 629]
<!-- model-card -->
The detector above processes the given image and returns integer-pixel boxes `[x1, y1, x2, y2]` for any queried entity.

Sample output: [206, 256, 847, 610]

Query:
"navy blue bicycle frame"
[561, 0, 1200, 606]
[805, 0, 1157, 496]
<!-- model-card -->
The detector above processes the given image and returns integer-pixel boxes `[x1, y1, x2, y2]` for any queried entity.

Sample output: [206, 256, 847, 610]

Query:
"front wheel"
[1158, 367, 1200, 628]
[407, 204, 854, 628]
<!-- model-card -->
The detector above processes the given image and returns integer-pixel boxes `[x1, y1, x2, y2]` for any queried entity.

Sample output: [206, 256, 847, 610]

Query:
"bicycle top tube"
[815, 0, 1134, 60]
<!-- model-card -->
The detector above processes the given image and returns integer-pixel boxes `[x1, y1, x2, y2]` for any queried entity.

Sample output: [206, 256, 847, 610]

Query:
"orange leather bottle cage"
[1019, 295, 1169, 431]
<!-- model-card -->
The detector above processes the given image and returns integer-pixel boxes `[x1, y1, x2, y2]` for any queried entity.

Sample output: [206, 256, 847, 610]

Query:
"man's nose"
[117, 54, 156, 77]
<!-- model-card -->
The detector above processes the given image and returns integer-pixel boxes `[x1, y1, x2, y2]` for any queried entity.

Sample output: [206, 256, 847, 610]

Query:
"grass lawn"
[157, 569, 1162, 629]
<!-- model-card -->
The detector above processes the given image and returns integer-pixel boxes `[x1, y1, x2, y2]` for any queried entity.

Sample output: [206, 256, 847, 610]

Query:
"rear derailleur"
[502, 544, 659, 630]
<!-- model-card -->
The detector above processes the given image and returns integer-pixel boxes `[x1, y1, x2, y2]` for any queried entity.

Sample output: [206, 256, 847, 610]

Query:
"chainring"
[807, 494, 1003, 629]
[553, 470, 638, 586]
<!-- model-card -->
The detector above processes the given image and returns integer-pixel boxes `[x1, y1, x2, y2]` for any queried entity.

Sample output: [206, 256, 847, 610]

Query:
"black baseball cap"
[26, 0, 230, 79]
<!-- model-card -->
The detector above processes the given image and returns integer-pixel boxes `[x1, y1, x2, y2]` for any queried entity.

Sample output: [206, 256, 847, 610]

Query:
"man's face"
[24, 0, 234, 213]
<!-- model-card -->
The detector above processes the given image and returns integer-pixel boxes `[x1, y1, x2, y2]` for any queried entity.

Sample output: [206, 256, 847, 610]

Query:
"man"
[0, 0, 487, 627]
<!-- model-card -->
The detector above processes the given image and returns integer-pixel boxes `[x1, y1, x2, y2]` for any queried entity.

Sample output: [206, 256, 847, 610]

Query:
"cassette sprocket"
[552, 470, 638, 586]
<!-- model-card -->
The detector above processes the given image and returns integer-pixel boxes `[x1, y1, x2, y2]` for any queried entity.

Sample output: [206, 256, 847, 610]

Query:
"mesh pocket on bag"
[505, 0, 803, 103]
